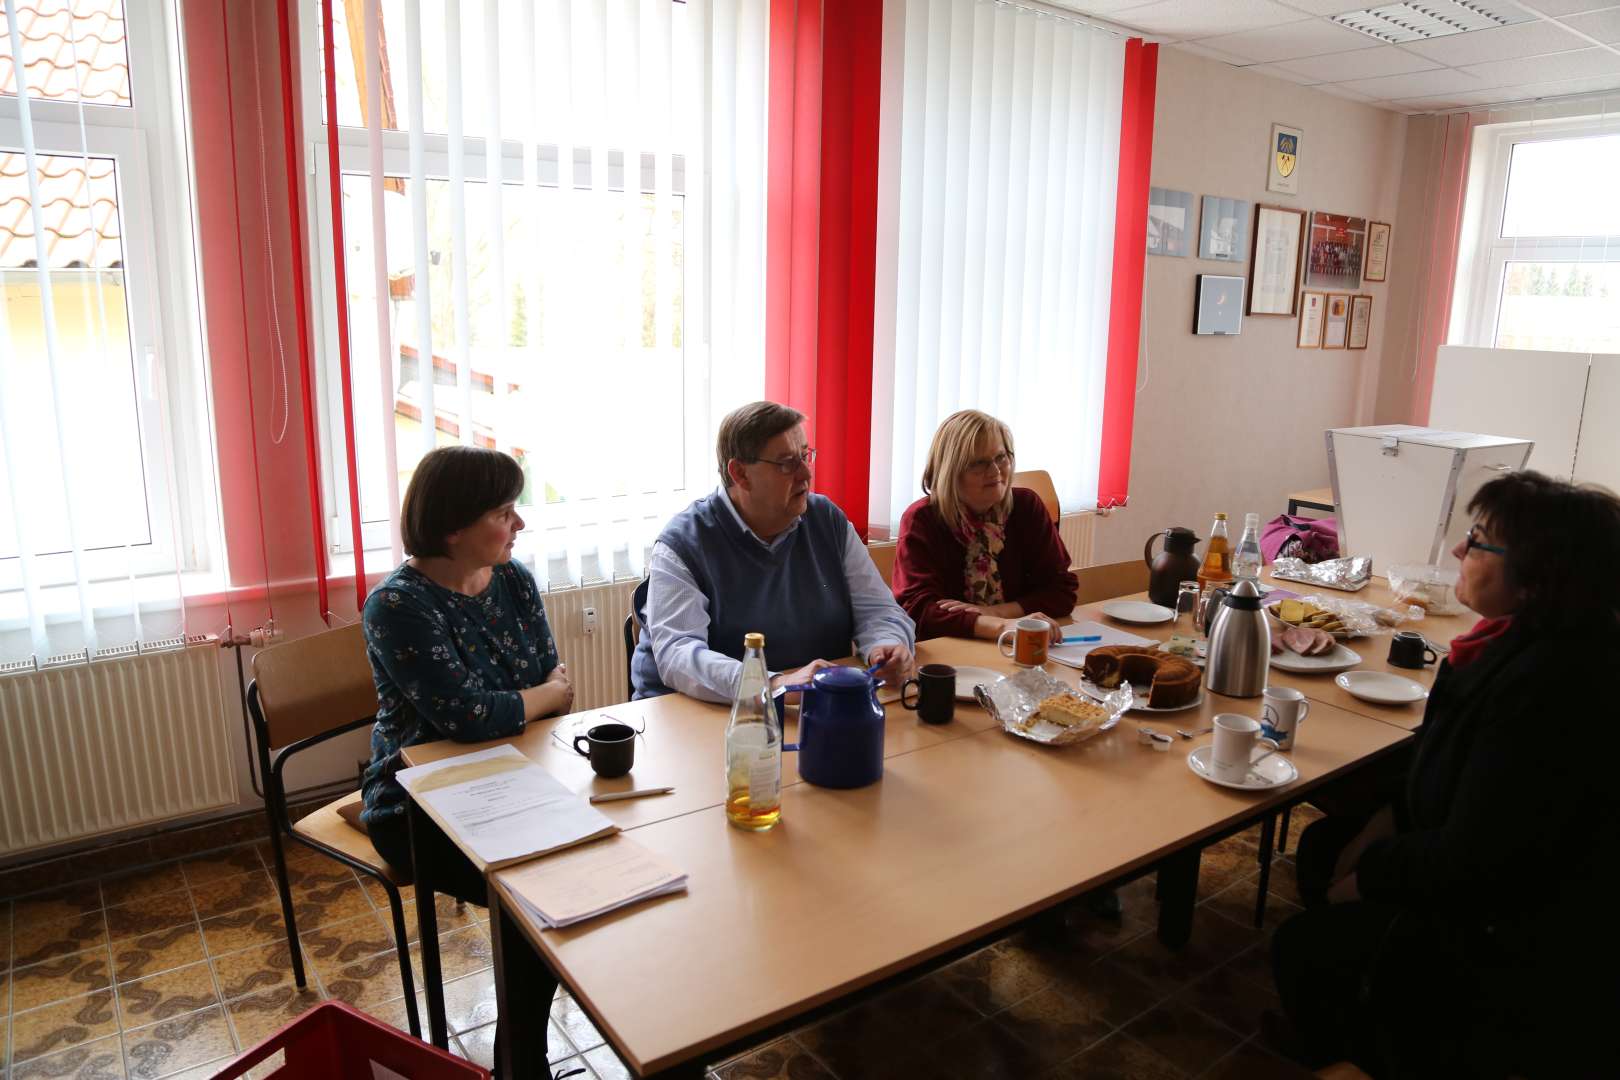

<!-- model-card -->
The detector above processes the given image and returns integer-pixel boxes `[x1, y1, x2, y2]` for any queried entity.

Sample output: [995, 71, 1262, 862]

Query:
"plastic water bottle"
[1233, 512, 1263, 582]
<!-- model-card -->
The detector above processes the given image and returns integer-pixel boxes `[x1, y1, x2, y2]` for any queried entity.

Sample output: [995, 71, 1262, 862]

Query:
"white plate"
[1078, 675, 1204, 714]
[1270, 644, 1362, 674]
[953, 665, 1003, 702]
[1187, 745, 1299, 791]
[1101, 600, 1175, 625]
[1335, 670, 1428, 705]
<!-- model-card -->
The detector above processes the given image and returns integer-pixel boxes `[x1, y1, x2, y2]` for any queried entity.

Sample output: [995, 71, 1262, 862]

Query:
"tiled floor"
[1, 810, 1322, 1079]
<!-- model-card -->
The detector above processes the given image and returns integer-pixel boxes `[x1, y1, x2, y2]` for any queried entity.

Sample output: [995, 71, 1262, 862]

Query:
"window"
[1454, 117, 1620, 354]
[0, 0, 210, 662]
[301, 0, 768, 588]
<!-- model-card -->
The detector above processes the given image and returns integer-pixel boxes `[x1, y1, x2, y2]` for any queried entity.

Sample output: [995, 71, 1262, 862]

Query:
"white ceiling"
[1052, 1, 1620, 113]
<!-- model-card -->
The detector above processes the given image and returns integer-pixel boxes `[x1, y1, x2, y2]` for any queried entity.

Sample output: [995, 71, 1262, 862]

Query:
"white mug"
[1260, 687, 1310, 751]
[1211, 713, 1279, 784]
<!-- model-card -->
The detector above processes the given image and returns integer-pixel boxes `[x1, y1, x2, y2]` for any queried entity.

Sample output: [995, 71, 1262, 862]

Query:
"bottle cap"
[744, 632, 765, 649]
[1245, 512, 1260, 528]
[1214, 512, 1228, 520]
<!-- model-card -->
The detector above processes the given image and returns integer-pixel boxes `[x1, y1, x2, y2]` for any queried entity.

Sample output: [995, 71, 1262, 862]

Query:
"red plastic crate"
[209, 1000, 490, 1079]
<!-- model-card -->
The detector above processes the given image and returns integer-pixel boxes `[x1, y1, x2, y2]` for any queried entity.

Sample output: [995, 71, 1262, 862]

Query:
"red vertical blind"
[1097, 40, 1158, 510]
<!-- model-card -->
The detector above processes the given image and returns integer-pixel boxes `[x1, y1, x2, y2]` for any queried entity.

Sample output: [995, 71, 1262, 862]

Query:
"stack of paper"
[501, 834, 688, 929]
[396, 745, 618, 872]
[1047, 620, 1157, 670]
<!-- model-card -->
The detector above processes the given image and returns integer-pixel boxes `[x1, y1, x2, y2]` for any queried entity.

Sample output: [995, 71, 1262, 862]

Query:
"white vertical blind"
[871, 0, 1125, 535]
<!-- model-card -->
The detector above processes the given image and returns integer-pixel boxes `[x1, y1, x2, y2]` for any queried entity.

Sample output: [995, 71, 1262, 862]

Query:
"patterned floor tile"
[714, 1036, 836, 1080]
[1201, 1038, 1318, 1080]
[98, 868, 187, 912]
[188, 874, 276, 924]
[358, 991, 428, 1037]
[10, 949, 113, 1013]
[122, 1005, 236, 1080]
[208, 941, 304, 1003]
[993, 986, 1113, 1070]
[397, 895, 481, 943]
[221, 986, 322, 1051]
[793, 995, 917, 1080]
[152, 1061, 236, 1080]
[1222, 943, 1276, 993]
[283, 864, 358, 902]
[1122, 997, 1247, 1077]
[298, 912, 394, 985]
[110, 928, 207, 987]
[319, 950, 425, 1011]
[197, 905, 285, 959]
[551, 992, 605, 1053]
[1033, 955, 1163, 1030]
[433, 924, 493, 984]
[1201, 875, 1302, 932]
[1264, 857, 1301, 904]
[359, 877, 414, 910]
[1102, 909, 1261, 999]
[930, 1017, 1049, 1080]
[10, 887, 103, 931]
[3, 899, 13, 969]
[584, 1043, 634, 1080]
[115, 961, 221, 1029]
[1171, 963, 1280, 1039]
[457, 1023, 496, 1071]
[178, 849, 262, 891]
[440, 967, 498, 1036]
[936, 941, 1054, 1016]
[3, 965, 11, 1062]
[12, 914, 109, 970]
[103, 893, 195, 946]
[10, 991, 119, 1065]
[10, 1033, 127, 1079]
[290, 880, 374, 932]
[1047, 1031, 1186, 1079]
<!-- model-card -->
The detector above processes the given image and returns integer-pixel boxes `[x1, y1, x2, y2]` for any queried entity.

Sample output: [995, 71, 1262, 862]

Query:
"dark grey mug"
[1387, 631, 1438, 669]
[572, 722, 636, 778]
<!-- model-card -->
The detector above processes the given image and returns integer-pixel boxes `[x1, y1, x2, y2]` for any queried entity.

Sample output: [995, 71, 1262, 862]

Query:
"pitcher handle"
[1144, 531, 1162, 569]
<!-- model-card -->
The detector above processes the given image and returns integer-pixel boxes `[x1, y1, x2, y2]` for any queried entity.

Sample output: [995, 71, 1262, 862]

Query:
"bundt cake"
[1081, 645, 1201, 708]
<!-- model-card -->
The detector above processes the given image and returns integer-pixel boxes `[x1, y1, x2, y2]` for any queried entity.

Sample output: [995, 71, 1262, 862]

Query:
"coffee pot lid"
[1222, 578, 1263, 609]
[1164, 525, 1201, 546]
[813, 666, 874, 692]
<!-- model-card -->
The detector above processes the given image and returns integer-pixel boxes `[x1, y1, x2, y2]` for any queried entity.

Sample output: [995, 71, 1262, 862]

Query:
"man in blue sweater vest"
[631, 401, 916, 701]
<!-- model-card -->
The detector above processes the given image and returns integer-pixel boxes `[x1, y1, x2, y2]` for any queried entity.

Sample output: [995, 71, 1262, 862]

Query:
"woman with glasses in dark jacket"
[1270, 471, 1620, 1079]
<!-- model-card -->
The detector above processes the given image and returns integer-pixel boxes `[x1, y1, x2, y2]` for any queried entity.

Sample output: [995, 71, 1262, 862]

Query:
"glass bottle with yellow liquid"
[725, 633, 781, 831]
[1196, 512, 1233, 590]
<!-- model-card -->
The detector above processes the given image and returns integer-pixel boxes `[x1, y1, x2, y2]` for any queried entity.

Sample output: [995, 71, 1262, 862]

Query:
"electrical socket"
[583, 606, 598, 634]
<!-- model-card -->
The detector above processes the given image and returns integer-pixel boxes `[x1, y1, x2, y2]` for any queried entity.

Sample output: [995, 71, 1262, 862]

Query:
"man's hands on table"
[865, 643, 915, 686]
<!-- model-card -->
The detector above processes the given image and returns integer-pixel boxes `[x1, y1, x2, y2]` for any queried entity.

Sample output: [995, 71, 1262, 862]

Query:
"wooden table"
[1285, 486, 1336, 516]
[412, 633, 1411, 1077]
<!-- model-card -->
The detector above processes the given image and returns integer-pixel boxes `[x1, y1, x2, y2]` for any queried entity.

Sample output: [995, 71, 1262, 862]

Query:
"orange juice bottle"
[724, 633, 781, 830]
[1196, 513, 1233, 589]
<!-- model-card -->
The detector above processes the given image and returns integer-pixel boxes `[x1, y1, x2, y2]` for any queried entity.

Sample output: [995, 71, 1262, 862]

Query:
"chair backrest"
[867, 541, 897, 588]
[1010, 469, 1060, 525]
[623, 612, 640, 700]
[1073, 559, 1151, 605]
[252, 622, 379, 751]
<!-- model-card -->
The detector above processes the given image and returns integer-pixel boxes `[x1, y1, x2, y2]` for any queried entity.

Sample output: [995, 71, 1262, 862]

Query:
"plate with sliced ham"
[1270, 624, 1361, 673]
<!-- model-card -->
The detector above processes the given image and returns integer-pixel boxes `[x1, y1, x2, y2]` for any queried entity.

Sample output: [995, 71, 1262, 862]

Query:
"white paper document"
[396, 745, 617, 871]
[1048, 620, 1157, 670]
[503, 834, 688, 929]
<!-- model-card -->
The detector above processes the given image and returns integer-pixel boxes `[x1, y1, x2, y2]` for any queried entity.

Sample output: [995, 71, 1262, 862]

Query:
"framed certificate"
[1323, 294, 1350, 350]
[1297, 291, 1326, 348]
[1348, 294, 1373, 349]
[1364, 221, 1391, 283]
[1248, 205, 1304, 316]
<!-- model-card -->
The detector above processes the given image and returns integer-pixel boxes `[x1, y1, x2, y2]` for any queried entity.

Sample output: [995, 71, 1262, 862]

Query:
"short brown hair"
[716, 401, 805, 486]
[1468, 471, 1620, 632]
[921, 409, 1016, 529]
[400, 446, 526, 558]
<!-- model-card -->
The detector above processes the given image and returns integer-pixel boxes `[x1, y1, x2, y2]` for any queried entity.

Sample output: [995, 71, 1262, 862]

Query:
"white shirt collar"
[716, 485, 803, 551]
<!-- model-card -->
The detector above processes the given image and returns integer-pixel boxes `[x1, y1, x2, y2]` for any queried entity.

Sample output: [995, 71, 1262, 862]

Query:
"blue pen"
[1061, 634, 1102, 644]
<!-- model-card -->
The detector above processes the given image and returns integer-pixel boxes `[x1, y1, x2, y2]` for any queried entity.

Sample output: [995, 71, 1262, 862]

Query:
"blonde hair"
[921, 410, 1016, 530]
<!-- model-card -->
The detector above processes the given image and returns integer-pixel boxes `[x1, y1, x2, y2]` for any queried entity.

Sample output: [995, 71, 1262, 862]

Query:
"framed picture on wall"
[1248, 204, 1304, 316]
[1364, 221, 1391, 282]
[1199, 196, 1251, 263]
[1267, 123, 1302, 195]
[1304, 212, 1367, 290]
[1194, 275, 1246, 335]
[1298, 291, 1326, 348]
[1323, 293, 1351, 349]
[1147, 188, 1195, 256]
[1348, 294, 1374, 349]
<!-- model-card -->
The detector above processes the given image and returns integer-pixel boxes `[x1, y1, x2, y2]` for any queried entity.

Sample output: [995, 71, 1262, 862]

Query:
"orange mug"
[996, 617, 1050, 668]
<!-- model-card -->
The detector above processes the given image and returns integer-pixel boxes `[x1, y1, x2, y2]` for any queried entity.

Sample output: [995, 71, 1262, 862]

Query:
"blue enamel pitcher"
[780, 666, 886, 788]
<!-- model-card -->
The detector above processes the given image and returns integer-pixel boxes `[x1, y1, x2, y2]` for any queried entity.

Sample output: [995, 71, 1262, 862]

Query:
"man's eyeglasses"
[965, 451, 1014, 476]
[1464, 525, 1507, 557]
[746, 448, 816, 474]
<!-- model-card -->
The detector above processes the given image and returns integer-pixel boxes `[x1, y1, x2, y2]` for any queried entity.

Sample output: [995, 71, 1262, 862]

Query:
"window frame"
[1454, 113, 1620, 351]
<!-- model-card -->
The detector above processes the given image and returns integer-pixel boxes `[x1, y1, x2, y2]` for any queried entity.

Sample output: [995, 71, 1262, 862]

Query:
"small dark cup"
[901, 663, 957, 725]
[1387, 631, 1438, 670]
[572, 722, 636, 778]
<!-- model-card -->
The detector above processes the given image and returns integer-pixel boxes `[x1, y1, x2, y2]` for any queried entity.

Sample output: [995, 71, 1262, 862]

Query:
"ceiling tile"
[1243, 62, 1327, 83]
[1333, 67, 1486, 99]
[1041, 1, 1165, 14]
[1509, 0, 1618, 14]
[1193, 18, 1377, 61]
[1168, 40, 1257, 64]
[1562, 9, 1620, 44]
[1273, 44, 1440, 81]
[1274, 0, 1371, 14]
[1312, 81, 1378, 102]
[1460, 47, 1620, 88]
[1470, 72, 1620, 102]
[1385, 96, 1475, 113]
[1107, 0, 1305, 40]
[1400, 20, 1592, 65]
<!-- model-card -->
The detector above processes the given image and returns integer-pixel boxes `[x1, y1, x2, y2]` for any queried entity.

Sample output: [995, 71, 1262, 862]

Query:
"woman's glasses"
[965, 451, 1014, 476]
[1464, 524, 1507, 557]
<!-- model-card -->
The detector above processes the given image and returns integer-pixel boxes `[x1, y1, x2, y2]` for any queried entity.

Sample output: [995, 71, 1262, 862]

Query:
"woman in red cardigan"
[893, 409, 1079, 641]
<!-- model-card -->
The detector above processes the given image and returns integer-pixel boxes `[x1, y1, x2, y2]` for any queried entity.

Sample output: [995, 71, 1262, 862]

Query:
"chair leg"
[262, 814, 307, 991]
[1277, 805, 1293, 854]
[379, 879, 423, 1039]
[1254, 814, 1277, 929]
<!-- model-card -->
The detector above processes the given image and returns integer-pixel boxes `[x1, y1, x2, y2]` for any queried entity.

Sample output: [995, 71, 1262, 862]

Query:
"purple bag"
[1262, 514, 1339, 564]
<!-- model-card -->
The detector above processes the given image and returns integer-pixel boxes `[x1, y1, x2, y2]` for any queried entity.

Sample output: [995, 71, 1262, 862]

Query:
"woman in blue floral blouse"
[361, 445, 575, 1071]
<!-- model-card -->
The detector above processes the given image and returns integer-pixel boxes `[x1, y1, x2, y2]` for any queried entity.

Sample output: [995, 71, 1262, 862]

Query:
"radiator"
[540, 580, 642, 713]
[0, 638, 237, 858]
[1058, 511, 1099, 568]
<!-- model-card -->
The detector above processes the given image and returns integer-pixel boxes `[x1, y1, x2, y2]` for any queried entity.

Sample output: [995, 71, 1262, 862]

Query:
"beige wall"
[1094, 46, 1408, 564]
